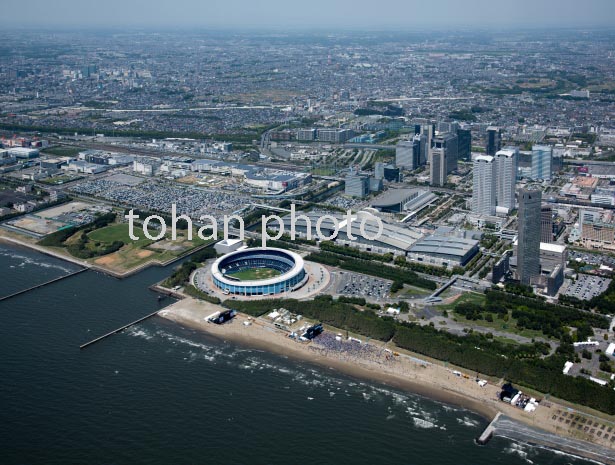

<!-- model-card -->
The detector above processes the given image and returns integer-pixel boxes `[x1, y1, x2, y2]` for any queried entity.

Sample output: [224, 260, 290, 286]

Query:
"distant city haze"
[5, 0, 615, 29]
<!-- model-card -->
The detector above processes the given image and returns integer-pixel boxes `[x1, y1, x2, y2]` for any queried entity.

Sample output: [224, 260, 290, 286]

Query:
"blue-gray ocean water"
[0, 243, 596, 464]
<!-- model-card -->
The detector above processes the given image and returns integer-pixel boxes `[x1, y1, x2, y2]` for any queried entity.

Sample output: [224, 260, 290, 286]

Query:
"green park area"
[438, 292, 547, 339]
[37, 214, 212, 274]
[438, 292, 486, 310]
[83, 223, 210, 273]
[41, 146, 82, 157]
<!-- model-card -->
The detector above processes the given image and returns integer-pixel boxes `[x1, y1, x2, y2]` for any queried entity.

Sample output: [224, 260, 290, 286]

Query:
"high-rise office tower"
[420, 124, 434, 166]
[395, 140, 413, 170]
[374, 162, 385, 180]
[486, 126, 502, 155]
[432, 132, 458, 174]
[437, 121, 459, 134]
[531, 145, 553, 181]
[416, 133, 428, 166]
[395, 139, 421, 170]
[552, 145, 565, 173]
[541, 205, 553, 243]
[495, 148, 518, 211]
[517, 189, 542, 286]
[430, 148, 447, 186]
[345, 173, 370, 198]
[457, 127, 472, 161]
[471, 155, 496, 216]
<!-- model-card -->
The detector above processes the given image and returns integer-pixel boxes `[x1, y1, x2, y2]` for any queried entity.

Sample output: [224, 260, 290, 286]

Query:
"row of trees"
[163, 246, 218, 288]
[222, 295, 615, 414]
[318, 241, 461, 278]
[66, 231, 124, 259]
[226, 295, 396, 342]
[38, 212, 117, 248]
[305, 251, 437, 290]
[394, 255, 463, 278]
[455, 290, 609, 339]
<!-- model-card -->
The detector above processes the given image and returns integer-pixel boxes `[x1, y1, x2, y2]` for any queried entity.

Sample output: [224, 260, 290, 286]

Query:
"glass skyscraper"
[517, 189, 542, 286]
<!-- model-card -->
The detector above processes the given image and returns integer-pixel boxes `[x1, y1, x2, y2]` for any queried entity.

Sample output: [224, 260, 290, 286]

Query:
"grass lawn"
[493, 335, 523, 345]
[227, 267, 282, 281]
[88, 223, 152, 247]
[438, 292, 486, 310]
[311, 167, 337, 176]
[436, 292, 552, 340]
[41, 146, 82, 157]
[394, 284, 431, 298]
[452, 312, 549, 340]
[439, 287, 460, 299]
[78, 224, 210, 273]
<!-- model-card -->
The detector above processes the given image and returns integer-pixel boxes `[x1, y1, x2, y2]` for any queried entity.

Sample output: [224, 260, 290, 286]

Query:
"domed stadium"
[211, 248, 307, 296]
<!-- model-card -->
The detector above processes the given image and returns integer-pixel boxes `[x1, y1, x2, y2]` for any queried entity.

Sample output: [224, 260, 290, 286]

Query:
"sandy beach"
[159, 297, 615, 464]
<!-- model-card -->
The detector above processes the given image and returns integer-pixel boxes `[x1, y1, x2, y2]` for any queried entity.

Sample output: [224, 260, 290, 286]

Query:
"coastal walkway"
[79, 309, 162, 350]
[0, 268, 87, 302]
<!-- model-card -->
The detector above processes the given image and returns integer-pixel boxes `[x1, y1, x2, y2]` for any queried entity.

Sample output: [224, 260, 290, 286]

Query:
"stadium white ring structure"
[211, 247, 307, 296]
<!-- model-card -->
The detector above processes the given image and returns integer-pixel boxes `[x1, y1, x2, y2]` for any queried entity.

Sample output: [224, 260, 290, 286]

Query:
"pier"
[476, 412, 501, 445]
[79, 309, 162, 350]
[0, 268, 87, 302]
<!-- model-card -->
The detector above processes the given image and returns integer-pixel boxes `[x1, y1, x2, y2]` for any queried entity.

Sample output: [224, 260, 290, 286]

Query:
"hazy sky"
[6, 0, 615, 29]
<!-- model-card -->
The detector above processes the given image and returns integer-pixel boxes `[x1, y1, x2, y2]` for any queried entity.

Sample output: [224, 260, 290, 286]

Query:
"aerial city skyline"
[1, 4, 615, 464]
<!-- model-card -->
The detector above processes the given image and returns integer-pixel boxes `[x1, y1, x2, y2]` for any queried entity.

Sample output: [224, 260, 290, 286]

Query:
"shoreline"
[0, 231, 208, 279]
[2, 235, 614, 462]
[159, 298, 615, 465]
[177, 310, 499, 421]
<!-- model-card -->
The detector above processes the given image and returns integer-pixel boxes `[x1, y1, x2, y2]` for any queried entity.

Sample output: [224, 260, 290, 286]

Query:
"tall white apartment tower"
[472, 155, 496, 216]
[495, 148, 518, 211]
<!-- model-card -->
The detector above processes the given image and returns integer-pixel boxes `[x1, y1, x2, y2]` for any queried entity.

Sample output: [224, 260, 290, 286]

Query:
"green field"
[41, 146, 82, 157]
[394, 284, 431, 298]
[227, 267, 282, 281]
[438, 292, 486, 310]
[88, 223, 150, 245]
[79, 223, 210, 273]
[311, 167, 337, 176]
[437, 292, 550, 340]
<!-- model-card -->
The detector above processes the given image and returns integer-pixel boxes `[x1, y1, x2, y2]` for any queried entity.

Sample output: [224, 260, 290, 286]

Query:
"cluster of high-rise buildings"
[471, 148, 518, 216]
[395, 122, 472, 187]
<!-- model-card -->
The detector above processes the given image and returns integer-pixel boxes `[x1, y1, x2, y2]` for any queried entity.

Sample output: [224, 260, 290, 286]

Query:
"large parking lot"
[69, 178, 250, 218]
[569, 250, 615, 268]
[333, 271, 391, 301]
[563, 274, 612, 301]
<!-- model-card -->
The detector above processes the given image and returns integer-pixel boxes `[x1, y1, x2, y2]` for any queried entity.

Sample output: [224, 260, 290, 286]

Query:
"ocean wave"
[126, 327, 154, 341]
[126, 325, 487, 435]
[502, 442, 534, 464]
[456, 416, 480, 428]
[412, 417, 437, 429]
[0, 250, 76, 273]
[501, 438, 606, 465]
